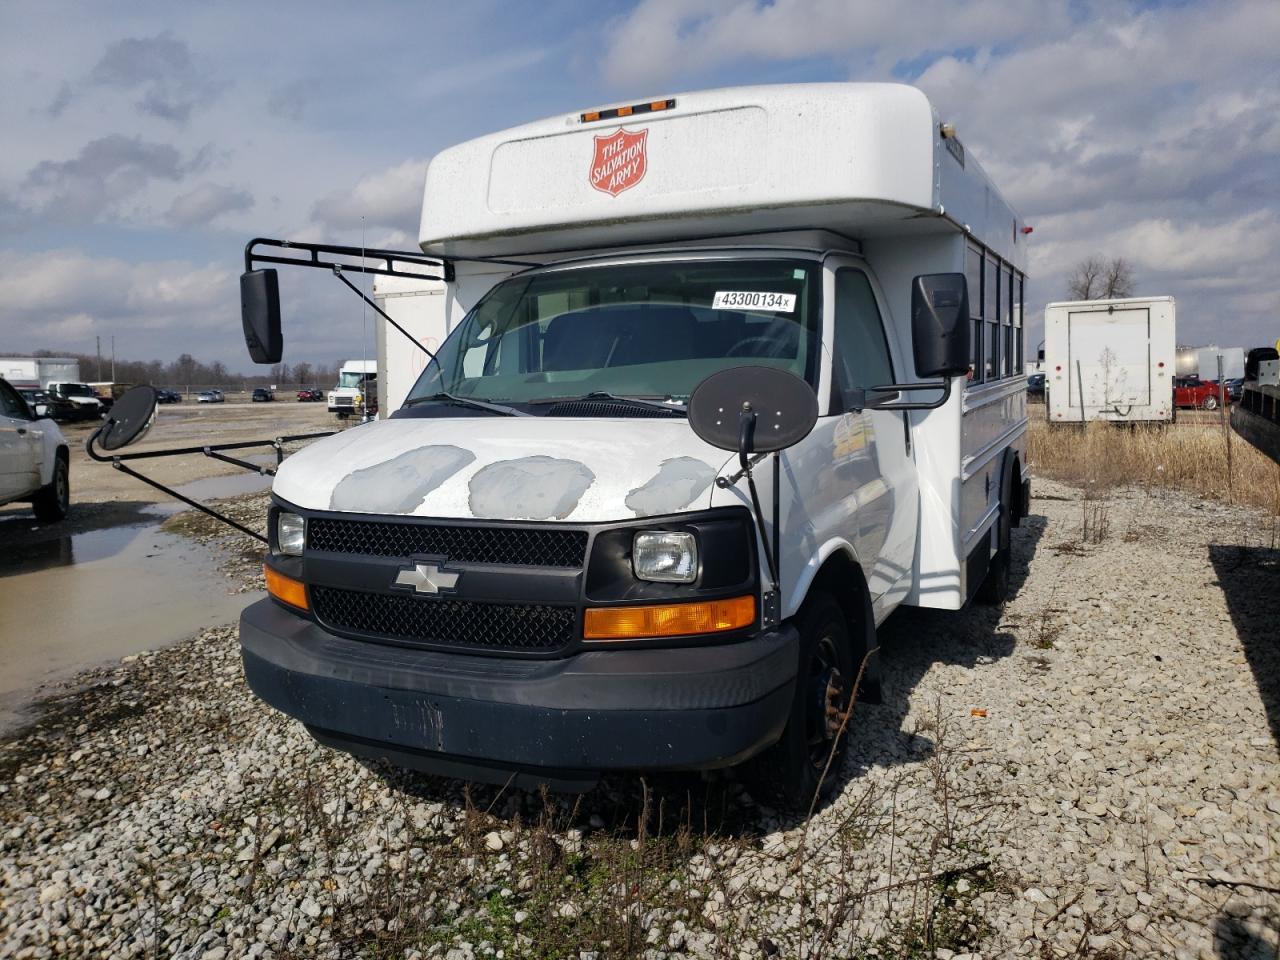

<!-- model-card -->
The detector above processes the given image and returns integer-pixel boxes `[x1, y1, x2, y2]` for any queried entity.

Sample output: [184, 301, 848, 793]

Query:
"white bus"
[236, 83, 1033, 801]
[1045, 296, 1176, 424]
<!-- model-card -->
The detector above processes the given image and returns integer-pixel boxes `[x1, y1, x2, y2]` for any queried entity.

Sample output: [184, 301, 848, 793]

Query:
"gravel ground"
[1, 479, 1277, 959]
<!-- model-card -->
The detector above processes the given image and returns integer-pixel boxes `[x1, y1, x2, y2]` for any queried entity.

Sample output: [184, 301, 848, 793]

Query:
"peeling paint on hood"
[625, 456, 718, 517]
[273, 417, 736, 522]
[469, 456, 595, 520]
[330, 444, 476, 514]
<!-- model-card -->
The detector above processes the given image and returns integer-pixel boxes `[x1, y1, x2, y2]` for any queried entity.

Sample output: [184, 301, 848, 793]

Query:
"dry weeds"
[1027, 418, 1280, 523]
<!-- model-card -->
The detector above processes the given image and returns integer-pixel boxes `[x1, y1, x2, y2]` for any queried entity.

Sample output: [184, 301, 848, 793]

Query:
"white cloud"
[13, 135, 212, 225]
[310, 159, 427, 235]
[166, 182, 254, 226]
[598, 0, 1064, 88]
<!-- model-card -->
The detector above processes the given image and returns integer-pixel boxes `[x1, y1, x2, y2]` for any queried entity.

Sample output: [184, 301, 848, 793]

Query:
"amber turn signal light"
[265, 565, 308, 611]
[583, 595, 755, 641]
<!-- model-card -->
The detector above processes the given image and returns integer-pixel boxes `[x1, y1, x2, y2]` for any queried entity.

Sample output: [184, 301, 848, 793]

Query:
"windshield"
[338, 372, 372, 389]
[404, 258, 820, 407]
[63, 384, 96, 397]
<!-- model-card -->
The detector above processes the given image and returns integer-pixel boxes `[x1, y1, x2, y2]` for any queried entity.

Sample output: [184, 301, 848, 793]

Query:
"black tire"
[754, 594, 856, 809]
[32, 451, 69, 522]
[1202, 395, 1219, 411]
[977, 467, 1013, 605]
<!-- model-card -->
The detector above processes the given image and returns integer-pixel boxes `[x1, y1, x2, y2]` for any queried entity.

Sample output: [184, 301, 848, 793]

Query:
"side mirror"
[33, 403, 50, 419]
[94, 385, 159, 451]
[688, 366, 818, 456]
[241, 269, 283, 364]
[911, 273, 970, 378]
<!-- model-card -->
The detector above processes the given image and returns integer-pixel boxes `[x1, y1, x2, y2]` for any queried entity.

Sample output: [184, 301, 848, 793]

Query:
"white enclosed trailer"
[239, 83, 1033, 798]
[1044, 297, 1176, 424]
[0, 358, 80, 391]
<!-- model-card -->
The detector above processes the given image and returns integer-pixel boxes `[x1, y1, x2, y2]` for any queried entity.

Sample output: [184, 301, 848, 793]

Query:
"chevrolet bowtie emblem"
[393, 559, 460, 595]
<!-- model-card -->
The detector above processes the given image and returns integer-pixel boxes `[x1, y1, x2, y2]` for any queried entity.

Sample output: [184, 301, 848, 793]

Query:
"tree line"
[10, 350, 350, 389]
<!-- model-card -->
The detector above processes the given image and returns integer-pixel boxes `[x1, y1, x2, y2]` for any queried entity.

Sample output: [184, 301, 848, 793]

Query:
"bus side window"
[831, 268, 894, 412]
[966, 244, 983, 385]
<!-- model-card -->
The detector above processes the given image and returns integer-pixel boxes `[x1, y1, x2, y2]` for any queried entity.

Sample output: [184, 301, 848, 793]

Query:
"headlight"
[277, 512, 306, 556]
[632, 531, 698, 583]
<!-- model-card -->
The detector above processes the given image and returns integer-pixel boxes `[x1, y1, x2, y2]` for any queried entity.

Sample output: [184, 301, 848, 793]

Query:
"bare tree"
[1102, 257, 1134, 299]
[1068, 256, 1135, 300]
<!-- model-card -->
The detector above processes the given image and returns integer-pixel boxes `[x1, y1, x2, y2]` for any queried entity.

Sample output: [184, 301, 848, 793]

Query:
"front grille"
[311, 585, 575, 653]
[307, 518, 587, 568]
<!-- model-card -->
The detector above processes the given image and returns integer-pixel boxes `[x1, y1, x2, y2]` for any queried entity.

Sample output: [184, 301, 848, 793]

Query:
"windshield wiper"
[530, 391, 687, 414]
[403, 392, 528, 416]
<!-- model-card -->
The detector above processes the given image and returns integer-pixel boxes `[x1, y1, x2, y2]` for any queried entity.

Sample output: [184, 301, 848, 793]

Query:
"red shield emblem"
[589, 127, 648, 197]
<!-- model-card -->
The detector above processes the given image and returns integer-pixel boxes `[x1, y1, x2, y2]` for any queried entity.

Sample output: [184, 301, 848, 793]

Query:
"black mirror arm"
[860, 377, 954, 412]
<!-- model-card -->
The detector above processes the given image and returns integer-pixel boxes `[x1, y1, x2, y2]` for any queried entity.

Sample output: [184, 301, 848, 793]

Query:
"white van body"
[327, 359, 378, 415]
[1, 358, 80, 391]
[1044, 297, 1176, 424]
[243, 83, 1032, 791]
[373, 274, 448, 414]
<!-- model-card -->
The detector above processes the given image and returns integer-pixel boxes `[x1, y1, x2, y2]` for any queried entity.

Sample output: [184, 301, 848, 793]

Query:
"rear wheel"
[32, 452, 69, 522]
[1202, 394, 1219, 411]
[754, 594, 856, 809]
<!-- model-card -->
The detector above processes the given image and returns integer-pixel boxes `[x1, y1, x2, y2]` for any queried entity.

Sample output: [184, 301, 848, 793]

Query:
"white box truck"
[326, 359, 378, 417]
[232, 83, 1033, 800]
[1045, 297, 1176, 424]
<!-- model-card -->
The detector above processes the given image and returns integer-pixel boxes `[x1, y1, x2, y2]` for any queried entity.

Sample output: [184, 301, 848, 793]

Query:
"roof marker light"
[581, 98, 676, 124]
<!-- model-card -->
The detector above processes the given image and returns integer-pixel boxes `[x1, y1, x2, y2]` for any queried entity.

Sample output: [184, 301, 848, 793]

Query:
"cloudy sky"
[1, 0, 1277, 371]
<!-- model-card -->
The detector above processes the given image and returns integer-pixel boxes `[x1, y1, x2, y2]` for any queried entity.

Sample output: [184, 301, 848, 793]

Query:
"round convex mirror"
[96, 385, 159, 451]
[688, 366, 818, 453]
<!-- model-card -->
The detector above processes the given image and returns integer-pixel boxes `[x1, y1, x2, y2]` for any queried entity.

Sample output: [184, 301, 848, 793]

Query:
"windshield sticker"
[712, 291, 797, 312]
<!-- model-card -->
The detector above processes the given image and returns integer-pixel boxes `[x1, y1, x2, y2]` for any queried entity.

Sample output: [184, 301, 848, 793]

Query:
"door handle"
[16, 427, 27, 435]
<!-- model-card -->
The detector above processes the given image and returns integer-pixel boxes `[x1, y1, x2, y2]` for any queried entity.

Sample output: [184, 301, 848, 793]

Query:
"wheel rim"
[805, 634, 848, 771]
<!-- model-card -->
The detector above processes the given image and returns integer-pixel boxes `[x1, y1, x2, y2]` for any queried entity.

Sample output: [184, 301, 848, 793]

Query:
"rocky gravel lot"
[1, 479, 1277, 959]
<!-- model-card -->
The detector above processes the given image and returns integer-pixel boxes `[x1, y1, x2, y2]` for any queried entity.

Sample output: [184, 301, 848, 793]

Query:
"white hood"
[273, 416, 736, 522]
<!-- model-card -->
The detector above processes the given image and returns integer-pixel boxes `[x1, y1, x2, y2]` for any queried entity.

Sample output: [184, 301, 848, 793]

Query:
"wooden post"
[1218, 353, 1228, 504]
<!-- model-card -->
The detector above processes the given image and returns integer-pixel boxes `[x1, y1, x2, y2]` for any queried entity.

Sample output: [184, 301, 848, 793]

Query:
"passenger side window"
[0, 382, 30, 420]
[831, 269, 894, 412]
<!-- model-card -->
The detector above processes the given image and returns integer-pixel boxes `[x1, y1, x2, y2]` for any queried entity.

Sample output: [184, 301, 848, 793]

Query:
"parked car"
[1026, 372, 1046, 402]
[156, 389, 183, 404]
[1225, 377, 1245, 403]
[196, 390, 225, 404]
[0, 377, 70, 521]
[45, 381, 104, 420]
[296, 388, 323, 402]
[18, 388, 75, 421]
[252, 388, 275, 402]
[1173, 376, 1228, 410]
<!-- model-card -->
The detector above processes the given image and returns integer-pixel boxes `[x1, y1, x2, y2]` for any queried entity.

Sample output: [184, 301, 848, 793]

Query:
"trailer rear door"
[1067, 307, 1151, 410]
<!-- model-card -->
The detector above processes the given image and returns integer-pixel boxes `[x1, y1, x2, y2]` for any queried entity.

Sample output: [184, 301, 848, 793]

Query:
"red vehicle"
[296, 388, 323, 402]
[1173, 376, 1228, 410]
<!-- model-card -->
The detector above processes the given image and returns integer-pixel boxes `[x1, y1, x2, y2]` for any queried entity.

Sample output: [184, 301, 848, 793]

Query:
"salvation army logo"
[589, 127, 648, 197]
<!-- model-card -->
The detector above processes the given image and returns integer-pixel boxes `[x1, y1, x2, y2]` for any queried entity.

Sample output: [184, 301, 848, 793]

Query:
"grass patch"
[1028, 417, 1280, 520]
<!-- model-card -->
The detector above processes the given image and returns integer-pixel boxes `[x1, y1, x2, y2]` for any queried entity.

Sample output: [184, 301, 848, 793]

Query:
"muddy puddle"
[171, 457, 276, 501]
[0, 510, 262, 732]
